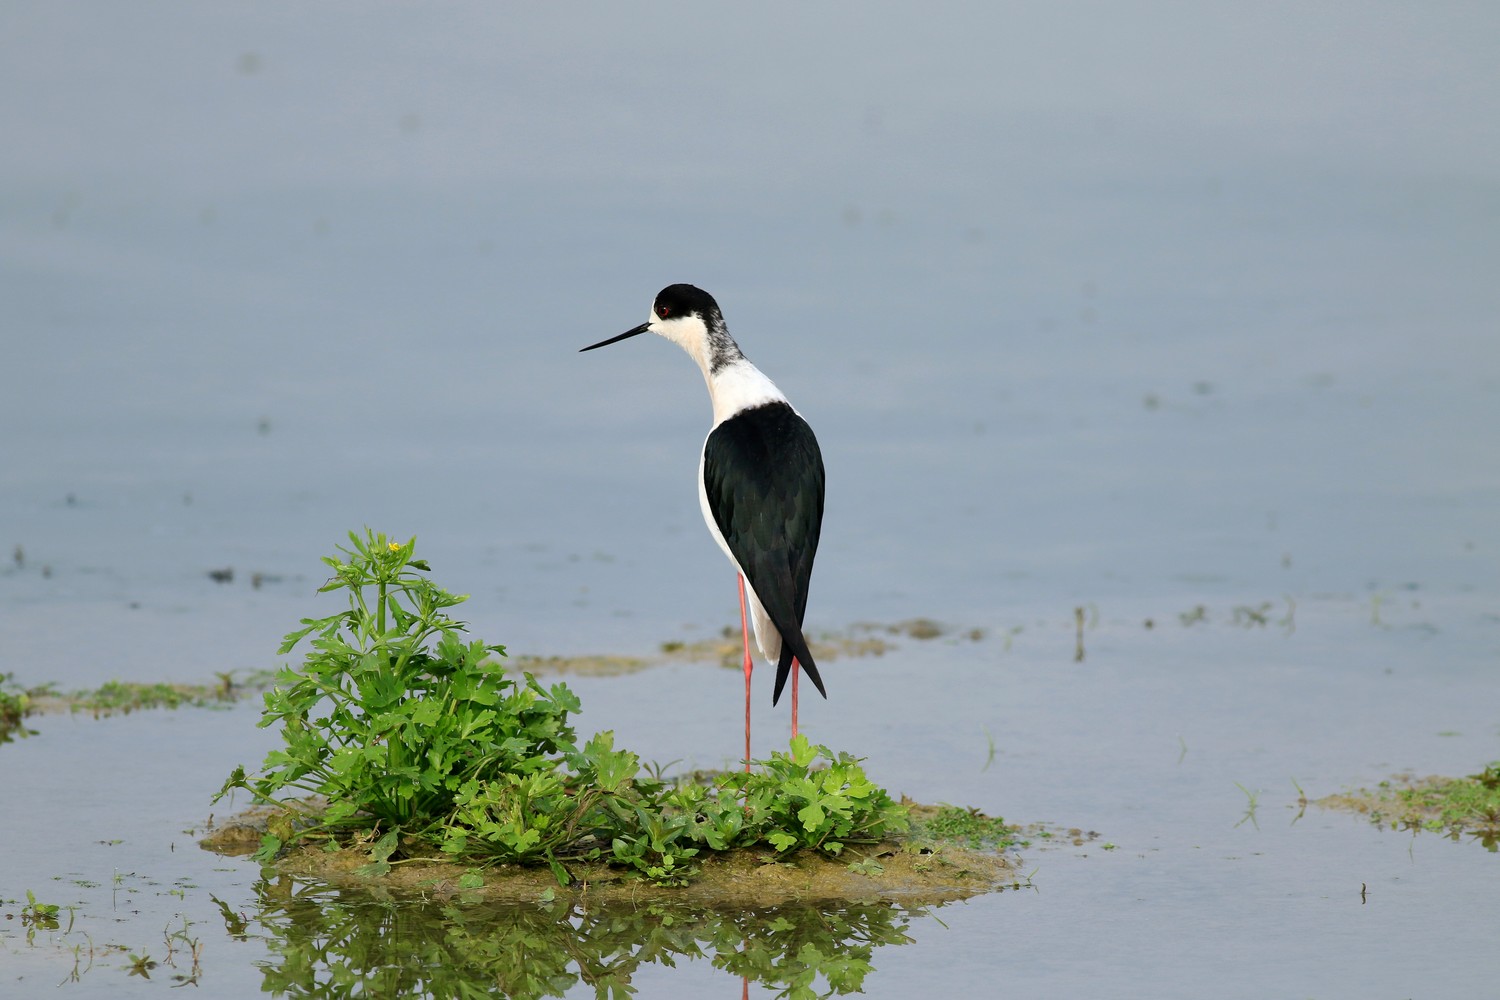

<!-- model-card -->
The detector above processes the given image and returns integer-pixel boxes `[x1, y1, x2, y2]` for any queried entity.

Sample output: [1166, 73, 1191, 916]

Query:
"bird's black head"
[580, 282, 727, 355]
[652, 283, 720, 324]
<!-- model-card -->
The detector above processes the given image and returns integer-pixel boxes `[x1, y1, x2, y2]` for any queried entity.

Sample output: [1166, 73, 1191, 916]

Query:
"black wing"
[703, 401, 827, 704]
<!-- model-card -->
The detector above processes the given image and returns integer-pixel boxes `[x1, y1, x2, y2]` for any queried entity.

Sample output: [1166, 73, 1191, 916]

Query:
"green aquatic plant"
[1378, 765, 1500, 848]
[1234, 782, 1261, 829]
[217, 530, 910, 885]
[1, 671, 273, 739]
[723, 735, 910, 856]
[1318, 764, 1500, 852]
[439, 729, 709, 884]
[216, 531, 580, 854]
[440, 732, 904, 883]
[0, 673, 34, 743]
[912, 805, 1025, 852]
[20, 889, 61, 929]
[70, 678, 244, 716]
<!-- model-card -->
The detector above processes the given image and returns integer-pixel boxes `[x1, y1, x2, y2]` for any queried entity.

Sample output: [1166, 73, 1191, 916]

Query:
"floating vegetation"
[0, 673, 34, 743]
[1318, 764, 1500, 851]
[2, 669, 275, 747]
[16, 670, 277, 721]
[4, 670, 261, 739]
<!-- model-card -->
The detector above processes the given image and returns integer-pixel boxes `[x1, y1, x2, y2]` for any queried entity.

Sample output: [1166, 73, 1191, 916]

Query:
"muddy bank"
[512, 618, 973, 677]
[202, 803, 1024, 907]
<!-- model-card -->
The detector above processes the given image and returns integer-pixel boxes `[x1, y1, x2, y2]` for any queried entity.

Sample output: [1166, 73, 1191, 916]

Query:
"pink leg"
[791, 659, 800, 741]
[737, 574, 753, 773]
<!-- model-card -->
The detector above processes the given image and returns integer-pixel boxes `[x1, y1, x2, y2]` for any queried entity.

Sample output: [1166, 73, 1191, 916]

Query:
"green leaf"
[252, 835, 283, 865]
[369, 828, 400, 863]
[787, 733, 817, 767]
[769, 832, 798, 852]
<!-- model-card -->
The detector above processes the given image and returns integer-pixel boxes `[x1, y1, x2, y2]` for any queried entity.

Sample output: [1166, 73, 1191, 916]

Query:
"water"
[3, 3, 1499, 996]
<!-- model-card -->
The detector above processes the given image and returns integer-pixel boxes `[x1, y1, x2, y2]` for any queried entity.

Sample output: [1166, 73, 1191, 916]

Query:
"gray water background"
[3, 4, 1499, 997]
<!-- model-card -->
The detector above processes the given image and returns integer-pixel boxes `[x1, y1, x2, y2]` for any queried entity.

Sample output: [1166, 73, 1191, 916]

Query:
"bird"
[581, 284, 826, 768]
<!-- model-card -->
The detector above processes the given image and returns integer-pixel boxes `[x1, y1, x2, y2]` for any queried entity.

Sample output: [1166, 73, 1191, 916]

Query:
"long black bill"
[579, 322, 650, 353]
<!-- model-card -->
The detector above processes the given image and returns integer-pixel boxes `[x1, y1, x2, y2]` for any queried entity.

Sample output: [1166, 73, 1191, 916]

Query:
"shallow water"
[4, 3, 1499, 997]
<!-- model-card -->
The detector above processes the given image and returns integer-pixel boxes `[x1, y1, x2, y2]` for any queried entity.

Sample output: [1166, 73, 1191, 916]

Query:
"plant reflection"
[249, 876, 938, 999]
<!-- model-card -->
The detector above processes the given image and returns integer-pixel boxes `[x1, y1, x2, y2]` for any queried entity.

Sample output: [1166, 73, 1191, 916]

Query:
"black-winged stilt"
[581, 284, 827, 768]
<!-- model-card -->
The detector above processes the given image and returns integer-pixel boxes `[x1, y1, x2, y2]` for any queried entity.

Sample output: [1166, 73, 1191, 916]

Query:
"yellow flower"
[388, 542, 401, 552]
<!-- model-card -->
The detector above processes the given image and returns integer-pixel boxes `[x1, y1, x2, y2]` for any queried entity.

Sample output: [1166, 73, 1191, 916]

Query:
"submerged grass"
[0, 673, 32, 742]
[4, 669, 266, 743]
[8, 670, 278, 723]
[1319, 764, 1500, 851]
[62, 676, 252, 716]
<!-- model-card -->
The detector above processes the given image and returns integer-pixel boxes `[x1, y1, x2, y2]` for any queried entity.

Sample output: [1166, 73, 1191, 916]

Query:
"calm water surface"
[3, 4, 1498, 997]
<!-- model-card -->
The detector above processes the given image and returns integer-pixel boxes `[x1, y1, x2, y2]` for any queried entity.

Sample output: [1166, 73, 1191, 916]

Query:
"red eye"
[659, 305, 671, 318]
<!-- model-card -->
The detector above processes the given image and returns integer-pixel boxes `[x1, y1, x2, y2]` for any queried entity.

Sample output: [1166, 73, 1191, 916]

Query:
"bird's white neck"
[651, 310, 788, 426]
[705, 358, 787, 427]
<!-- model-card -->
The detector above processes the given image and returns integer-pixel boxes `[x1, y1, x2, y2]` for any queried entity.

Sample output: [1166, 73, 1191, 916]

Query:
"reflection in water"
[250, 875, 939, 998]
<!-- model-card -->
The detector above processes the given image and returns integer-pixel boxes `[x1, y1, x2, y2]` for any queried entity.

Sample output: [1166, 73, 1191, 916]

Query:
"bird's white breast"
[706, 360, 786, 428]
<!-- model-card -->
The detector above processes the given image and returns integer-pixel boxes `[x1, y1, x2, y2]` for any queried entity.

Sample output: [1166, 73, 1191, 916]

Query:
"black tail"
[771, 629, 827, 705]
